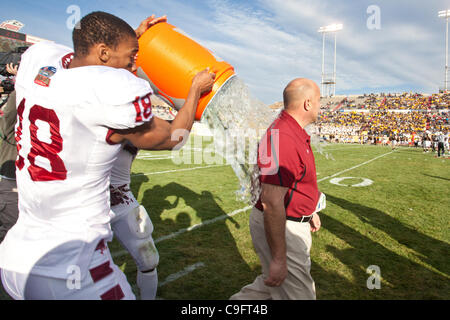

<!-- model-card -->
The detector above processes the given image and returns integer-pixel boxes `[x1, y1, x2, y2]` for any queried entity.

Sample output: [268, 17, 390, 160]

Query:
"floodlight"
[438, 9, 450, 91]
[438, 10, 450, 18]
[318, 23, 343, 33]
[318, 24, 343, 96]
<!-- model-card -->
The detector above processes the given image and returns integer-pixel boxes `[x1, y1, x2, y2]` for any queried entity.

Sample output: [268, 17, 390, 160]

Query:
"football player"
[0, 11, 214, 299]
[109, 142, 159, 300]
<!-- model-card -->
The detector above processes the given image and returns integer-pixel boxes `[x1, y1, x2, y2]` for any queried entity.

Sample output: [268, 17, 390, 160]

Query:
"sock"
[137, 269, 158, 300]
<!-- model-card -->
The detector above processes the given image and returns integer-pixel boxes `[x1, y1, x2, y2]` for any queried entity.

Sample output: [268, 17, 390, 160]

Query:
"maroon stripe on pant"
[101, 284, 125, 300]
[89, 261, 113, 283]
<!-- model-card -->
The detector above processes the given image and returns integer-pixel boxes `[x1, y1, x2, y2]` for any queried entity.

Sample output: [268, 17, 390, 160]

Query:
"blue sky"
[1, 0, 449, 104]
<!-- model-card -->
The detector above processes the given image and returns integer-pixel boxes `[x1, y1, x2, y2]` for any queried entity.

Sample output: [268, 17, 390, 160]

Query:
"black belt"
[286, 214, 314, 223]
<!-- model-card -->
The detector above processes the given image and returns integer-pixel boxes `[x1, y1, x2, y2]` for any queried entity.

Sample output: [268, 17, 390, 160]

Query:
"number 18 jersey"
[0, 41, 154, 279]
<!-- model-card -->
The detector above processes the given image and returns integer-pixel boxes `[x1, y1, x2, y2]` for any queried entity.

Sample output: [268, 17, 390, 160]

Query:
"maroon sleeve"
[258, 131, 302, 188]
[105, 128, 120, 145]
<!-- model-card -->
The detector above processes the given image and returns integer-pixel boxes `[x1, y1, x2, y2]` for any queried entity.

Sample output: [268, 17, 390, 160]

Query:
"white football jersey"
[0, 41, 154, 279]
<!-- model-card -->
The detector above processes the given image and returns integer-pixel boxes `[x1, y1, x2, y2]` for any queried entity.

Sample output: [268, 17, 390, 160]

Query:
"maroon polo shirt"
[255, 110, 319, 218]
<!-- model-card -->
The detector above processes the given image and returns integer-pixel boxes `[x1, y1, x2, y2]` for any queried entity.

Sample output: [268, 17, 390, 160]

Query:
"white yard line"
[137, 150, 204, 158]
[138, 147, 203, 155]
[131, 262, 205, 296]
[158, 262, 205, 287]
[136, 151, 207, 161]
[114, 150, 394, 261]
[136, 154, 172, 158]
[154, 206, 252, 243]
[136, 156, 175, 160]
[320, 145, 369, 152]
[317, 150, 394, 182]
[131, 164, 227, 177]
[111, 206, 252, 259]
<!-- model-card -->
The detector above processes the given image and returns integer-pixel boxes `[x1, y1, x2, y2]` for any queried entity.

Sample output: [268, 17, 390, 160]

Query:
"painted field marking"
[329, 177, 374, 187]
[121, 149, 395, 296]
[138, 149, 205, 157]
[158, 262, 205, 287]
[131, 164, 227, 177]
[154, 206, 252, 244]
[136, 154, 172, 158]
[114, 151, 393, 260]
[317, 150, 394, 183]
[138, 146, 204, 155]
[131, 262, 205, 296]
[136, 156, 175, 161]
[320, 145, 368, 152]
[136, 150, 208, 161]
[111, 206, 252, 259]
[137, 151, 172, 156]
[180, 147, 205, 152]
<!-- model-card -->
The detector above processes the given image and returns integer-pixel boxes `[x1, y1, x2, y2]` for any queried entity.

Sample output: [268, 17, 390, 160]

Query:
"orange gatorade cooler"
[136, 22, 235, 120]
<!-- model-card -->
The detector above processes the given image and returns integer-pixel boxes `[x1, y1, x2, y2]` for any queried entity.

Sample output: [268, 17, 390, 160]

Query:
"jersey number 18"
[15, 98, 67, 181]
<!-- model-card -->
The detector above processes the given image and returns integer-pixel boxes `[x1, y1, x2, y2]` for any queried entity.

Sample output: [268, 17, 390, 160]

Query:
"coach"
[231, 78, 323, 300]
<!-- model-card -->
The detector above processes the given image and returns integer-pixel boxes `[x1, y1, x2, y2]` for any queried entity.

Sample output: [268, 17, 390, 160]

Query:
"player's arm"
[135, 15, 167, 38]
[260, 182, 289, 287]
[108, 68, 215, 150]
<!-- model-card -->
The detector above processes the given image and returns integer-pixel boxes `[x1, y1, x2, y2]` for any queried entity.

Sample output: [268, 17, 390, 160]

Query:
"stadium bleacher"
[316, 92, 449, 146]
[269, 92, 449, 147]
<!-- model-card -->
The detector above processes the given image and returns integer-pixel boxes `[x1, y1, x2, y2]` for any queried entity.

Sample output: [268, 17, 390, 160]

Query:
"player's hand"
[264, 259, 287, 287]
[6, 63, 18, 76]
[135, 15, 167, 38]
[191, 68, 216, 95]
[309, 213, 321, 232]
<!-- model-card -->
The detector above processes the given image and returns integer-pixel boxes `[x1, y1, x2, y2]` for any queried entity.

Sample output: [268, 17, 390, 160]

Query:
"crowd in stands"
[322, 92, 450, 111]
[317, 92, 450, 148]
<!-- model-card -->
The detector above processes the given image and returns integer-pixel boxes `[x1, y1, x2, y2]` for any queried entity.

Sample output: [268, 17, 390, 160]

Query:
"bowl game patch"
[34, 66, 57, 87]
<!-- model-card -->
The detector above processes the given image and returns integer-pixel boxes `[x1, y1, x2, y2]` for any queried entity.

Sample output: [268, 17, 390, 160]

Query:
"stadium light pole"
[321, 32, 325, 95]
[439, 10, 450, 92]
[318, 23, 343, 97]
[334, 31, 337, 96]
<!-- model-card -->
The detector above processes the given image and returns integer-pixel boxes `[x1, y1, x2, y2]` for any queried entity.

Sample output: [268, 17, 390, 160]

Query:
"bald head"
[283, 78, 320, 110]
[282, 78, 321, 127]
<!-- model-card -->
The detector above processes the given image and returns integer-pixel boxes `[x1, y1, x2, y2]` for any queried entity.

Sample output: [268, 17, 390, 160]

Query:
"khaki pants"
[231, 207, 316, 300]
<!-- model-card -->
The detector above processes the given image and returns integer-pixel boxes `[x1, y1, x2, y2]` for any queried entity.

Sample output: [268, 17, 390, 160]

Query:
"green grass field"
[110, 141, 449, 300]
[1, 141, 448, 300]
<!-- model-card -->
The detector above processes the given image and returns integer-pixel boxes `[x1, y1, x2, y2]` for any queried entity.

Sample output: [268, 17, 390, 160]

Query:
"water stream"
[200, 75, 333, 203]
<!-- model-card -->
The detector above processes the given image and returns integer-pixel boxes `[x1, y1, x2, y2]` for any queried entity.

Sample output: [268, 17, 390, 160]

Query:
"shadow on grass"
[129, 173, 150, 199]
[322, 194, 450, 299]
[422, 173, 450, 181]
[140, 182, 258, 299]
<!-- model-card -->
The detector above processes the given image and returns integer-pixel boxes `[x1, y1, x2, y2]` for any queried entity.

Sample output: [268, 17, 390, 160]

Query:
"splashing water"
[305, 124, 335, 161]
[200, 76, 332, 204]
[200, 76, 277, 203]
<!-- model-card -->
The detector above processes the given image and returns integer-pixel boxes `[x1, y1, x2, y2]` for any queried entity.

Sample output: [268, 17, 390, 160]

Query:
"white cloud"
[26, 0, 443, 103]
[203, 0, 446, 101]
[91, 0, 450, 102]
